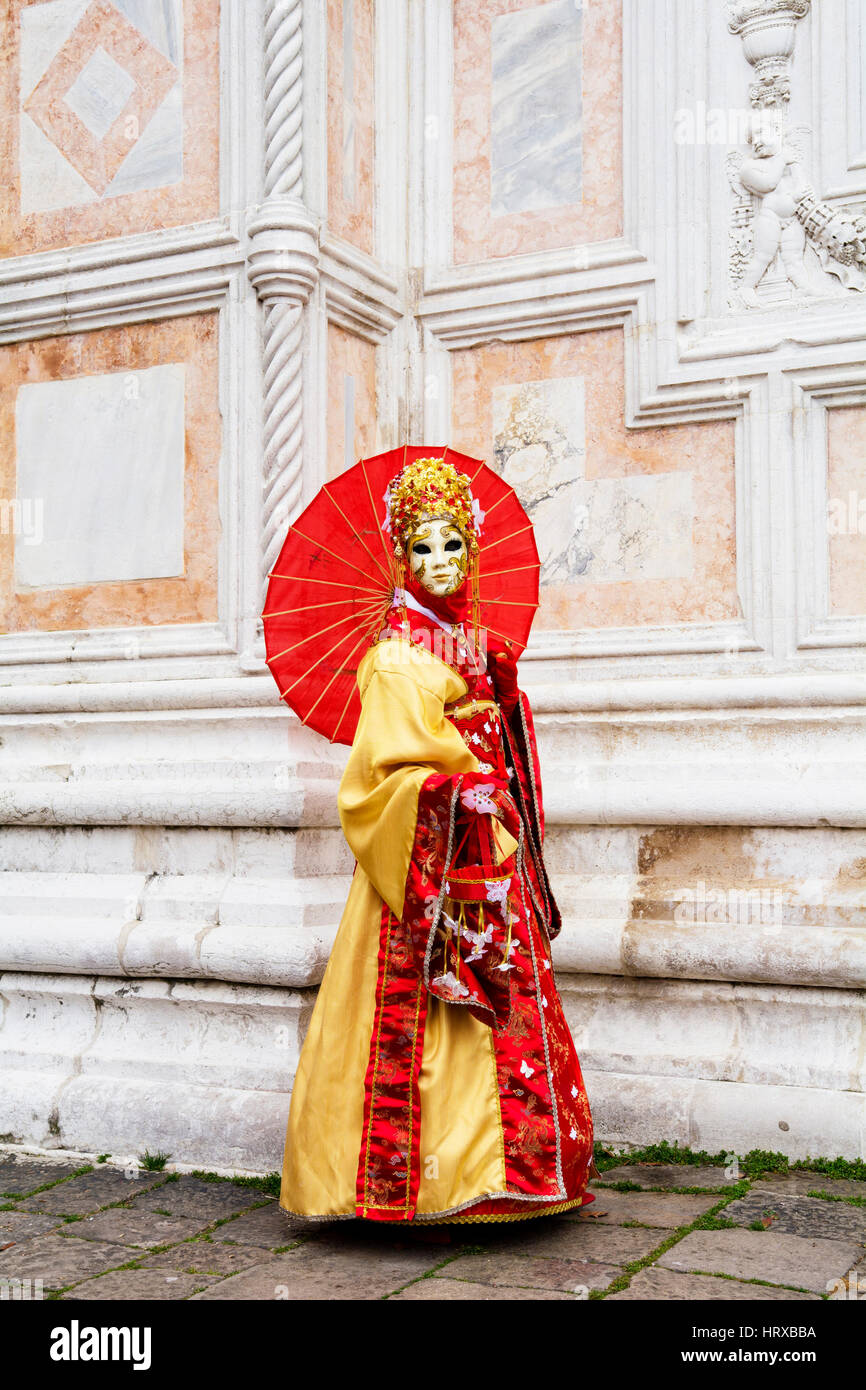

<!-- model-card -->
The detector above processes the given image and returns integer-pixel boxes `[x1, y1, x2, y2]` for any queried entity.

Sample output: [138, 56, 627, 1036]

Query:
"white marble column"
[247, 0, 320, 619]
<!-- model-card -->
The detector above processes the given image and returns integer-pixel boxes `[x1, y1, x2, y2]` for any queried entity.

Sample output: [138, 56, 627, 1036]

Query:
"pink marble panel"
[327, 0, 374, 255]
[326, 324, 378, 481]
[827, 405, 866, 618]
[451, 329, 738, 632]
[0, 313, 220, 633]
[452, 0, 622, 264]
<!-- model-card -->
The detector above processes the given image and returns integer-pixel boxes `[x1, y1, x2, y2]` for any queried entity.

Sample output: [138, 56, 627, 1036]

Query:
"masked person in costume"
[280, 454, 595, 1224]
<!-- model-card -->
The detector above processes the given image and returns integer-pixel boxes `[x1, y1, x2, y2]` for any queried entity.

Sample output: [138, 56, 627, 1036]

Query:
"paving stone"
[608, 1266, 821, 1301]
[131, 1177, 268, 1222]
[723, 1191, 866, 1243]
[141, 1242, 276, 1276]
[0, 1233, 132, 1289]
[437, 1252, 620, 1293]
[61, 1269, 224, 1300]
[750, 1171, 866, 1200]
[658, 1229, 861, 1295]
[598, 1165, 735, 1191]
[209, 1203, 311, 1249]
[63, 1209, 207, 1248]
[0, 1210, 65, 1245]
[828, 1253, 866, 1300]
[567, 1189, 719, 1228]
[391, 1278, 578, 1300]
[476, 1218, 663, 1264]
[0, 1159, 87, 1196]
[19, 1169, 168, 1215]
[189, 1241, 444, 1300]
[303, 1218, 445, 1248]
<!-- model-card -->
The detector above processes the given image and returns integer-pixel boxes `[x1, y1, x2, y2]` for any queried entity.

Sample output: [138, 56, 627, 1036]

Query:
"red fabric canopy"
[262, 445, 540, 744]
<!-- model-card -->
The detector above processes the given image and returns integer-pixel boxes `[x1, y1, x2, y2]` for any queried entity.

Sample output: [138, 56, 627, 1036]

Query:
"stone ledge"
[2, 866, 863, 990]
[1, 669, 863, 714]
[564, 976, 866, 1092]
[586, 1069, 866, 1163]
[1, 971, 865, 1165]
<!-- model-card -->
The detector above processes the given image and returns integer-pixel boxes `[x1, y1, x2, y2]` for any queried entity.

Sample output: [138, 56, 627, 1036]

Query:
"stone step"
[0, 917, 337, 986]
[0, 824, 351, 878]
[1, 870, 864, 989]
[554, 872, 866, 928]
[1, 971, 864, 1168]
[3, 869, 859, 930]
[0, 779, 338, 827]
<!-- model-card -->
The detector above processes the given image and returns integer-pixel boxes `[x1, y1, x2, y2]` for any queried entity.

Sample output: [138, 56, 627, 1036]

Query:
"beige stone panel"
[326, 0, 374, 255]
[452, 0, 622, 263]
[0, 0, 220, 256]
[451, 327, 738, 630]
[0, 312, 220, 633]
[326, 323, 378, 481]
[827, 405, 866, 617]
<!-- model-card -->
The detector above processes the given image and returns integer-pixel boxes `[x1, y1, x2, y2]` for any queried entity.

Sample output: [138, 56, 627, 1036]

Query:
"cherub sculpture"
[728, 118, 866, 307]
[727, 122, 818, 307]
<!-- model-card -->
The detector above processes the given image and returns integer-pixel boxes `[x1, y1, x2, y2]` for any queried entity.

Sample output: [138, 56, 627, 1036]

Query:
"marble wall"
[0, 312, 220, 634]
[452, 328, 738, 631]
[327, 0, 374, 256]
[325, 324, 378, 481]
[0, 0, 220, 256]
[0, 0, 863, 1175]
[452, 0, 622, 262]
[827, 405, 866, 619]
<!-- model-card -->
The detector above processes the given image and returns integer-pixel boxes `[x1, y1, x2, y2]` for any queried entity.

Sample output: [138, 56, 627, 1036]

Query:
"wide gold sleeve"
[337, 639, 477, 917]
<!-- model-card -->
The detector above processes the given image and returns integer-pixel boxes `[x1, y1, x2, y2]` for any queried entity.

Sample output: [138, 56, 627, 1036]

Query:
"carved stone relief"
[726, 0, 866, 310]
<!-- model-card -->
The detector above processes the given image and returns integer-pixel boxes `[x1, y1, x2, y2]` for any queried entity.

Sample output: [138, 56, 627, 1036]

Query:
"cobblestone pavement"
[1, 1151, 864, 1301]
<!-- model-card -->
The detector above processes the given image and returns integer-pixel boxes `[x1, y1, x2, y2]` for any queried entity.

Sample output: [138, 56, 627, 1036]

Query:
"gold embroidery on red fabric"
[360, 911, 393, 1218]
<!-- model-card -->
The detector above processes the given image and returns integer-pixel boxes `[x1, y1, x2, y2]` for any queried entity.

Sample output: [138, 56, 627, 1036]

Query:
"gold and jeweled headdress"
[386, 455, 481, 558]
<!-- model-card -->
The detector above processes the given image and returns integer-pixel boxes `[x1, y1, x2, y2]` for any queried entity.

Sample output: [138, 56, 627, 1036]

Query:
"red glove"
[486, 638, 519, 715]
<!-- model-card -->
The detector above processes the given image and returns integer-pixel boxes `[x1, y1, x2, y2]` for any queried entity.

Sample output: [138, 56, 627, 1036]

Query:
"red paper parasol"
[262, 445, 540, 745]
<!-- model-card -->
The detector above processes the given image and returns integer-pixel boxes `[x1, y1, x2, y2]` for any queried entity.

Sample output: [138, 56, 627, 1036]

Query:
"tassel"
[470, 549, 482, 660]
[455, 901, 467, 981]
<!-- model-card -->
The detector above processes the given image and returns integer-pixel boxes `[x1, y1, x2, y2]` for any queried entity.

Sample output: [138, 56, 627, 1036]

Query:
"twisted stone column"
[260, 298, 305, 583]
[264, 0, 304, 199]
[248, 0, 320, 611]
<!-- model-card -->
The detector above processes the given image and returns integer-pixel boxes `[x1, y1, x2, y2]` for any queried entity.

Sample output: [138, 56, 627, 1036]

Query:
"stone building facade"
[0, 0, 864, 1170]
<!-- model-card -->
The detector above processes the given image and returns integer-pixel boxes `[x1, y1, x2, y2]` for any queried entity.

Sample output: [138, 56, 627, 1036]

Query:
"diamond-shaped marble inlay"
[63, 45, 137, 141]
[22, 0, 178, 196]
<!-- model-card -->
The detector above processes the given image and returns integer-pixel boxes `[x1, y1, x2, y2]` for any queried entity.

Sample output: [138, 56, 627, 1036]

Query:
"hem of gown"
[413, 1192, 594, 1224]
[279, 1190, 595, 1226]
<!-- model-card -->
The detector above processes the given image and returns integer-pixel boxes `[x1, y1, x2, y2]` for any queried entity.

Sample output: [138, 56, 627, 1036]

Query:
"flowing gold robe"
[281, 640, 515, 1217]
